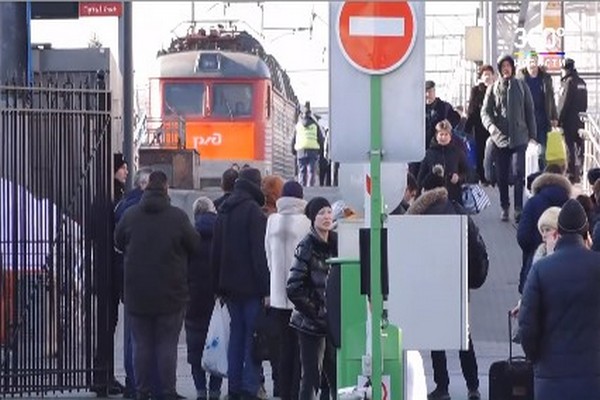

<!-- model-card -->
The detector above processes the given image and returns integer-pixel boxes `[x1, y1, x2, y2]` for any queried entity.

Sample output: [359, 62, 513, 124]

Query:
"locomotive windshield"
[163, 82, 205, 117]
[211, 83, 253, 118]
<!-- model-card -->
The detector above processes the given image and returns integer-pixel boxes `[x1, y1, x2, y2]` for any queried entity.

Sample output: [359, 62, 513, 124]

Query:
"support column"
[0, 3, 27, 83]
[122, 2, 134, 189]
[490, 0, 499, 64]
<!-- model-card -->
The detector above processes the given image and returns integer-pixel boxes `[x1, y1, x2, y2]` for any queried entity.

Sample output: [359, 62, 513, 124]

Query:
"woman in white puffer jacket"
[265, 180, 311, 400]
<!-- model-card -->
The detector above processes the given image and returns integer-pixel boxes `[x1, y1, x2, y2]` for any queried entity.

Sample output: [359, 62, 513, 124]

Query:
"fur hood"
[406, 187, 448, 215]
[531, 173, 571, 196]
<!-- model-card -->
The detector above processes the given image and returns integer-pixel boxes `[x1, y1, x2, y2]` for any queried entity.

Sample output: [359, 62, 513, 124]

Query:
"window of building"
[211, 83, 253, 118]
[163, 82, 205, 117]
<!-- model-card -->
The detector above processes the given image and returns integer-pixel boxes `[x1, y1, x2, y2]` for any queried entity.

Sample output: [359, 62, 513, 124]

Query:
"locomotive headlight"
[197, 53, 221, 71]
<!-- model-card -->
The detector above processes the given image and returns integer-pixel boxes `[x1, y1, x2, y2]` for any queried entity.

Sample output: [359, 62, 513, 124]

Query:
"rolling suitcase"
[489, 311, 534, 400]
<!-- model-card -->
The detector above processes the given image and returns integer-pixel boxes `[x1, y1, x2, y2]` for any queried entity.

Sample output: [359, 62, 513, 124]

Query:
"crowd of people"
[104, 53, 598, 400]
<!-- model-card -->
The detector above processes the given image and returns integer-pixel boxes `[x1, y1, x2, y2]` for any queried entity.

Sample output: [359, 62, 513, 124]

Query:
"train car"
[140, 27, 300, 188]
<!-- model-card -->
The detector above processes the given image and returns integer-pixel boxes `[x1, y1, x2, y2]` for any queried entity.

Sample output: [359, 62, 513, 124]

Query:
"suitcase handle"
[508, 310, 518, 362]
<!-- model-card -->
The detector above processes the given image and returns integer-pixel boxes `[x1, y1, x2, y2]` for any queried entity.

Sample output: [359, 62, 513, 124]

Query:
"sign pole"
[369, 74, 384, 400]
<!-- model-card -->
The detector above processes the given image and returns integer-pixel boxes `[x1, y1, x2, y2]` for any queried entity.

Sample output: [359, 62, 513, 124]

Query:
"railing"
[580, 112, 600, 193]
[137, 115, 186, 150]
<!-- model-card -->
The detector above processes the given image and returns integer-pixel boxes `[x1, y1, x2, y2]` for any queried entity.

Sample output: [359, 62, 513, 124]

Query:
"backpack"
[452, 202, 489, 289]
[467, 219, 489, 289]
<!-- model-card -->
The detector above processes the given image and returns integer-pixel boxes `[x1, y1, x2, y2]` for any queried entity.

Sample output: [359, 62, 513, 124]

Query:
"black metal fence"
[0, 80, 113, 396]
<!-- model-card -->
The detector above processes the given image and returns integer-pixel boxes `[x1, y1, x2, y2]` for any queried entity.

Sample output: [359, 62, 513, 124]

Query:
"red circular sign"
[337, 1, 417, 75]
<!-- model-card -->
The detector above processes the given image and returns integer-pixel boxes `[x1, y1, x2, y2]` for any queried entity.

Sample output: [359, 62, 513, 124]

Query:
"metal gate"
[0, 79, 114, 396]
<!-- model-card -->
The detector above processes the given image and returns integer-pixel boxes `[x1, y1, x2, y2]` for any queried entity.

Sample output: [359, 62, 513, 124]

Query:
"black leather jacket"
[286, 229, 332, 336]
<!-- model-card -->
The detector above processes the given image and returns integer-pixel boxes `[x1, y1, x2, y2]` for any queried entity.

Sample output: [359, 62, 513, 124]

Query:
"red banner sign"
[79, 2, 123, 17]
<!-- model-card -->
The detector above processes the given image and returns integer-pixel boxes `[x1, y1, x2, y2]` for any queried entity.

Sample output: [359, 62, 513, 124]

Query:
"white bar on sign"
[349, 16, 405, 37]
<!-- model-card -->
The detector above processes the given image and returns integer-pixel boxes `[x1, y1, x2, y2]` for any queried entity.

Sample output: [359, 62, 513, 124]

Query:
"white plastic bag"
[201, 300, 230, 378]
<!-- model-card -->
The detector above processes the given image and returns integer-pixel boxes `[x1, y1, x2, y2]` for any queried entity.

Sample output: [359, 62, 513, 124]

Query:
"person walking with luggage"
[518, 52, 559, 170]
[481, 54, 537, 223]
[286, 197, 337, 400]
[186, 197, 223, 400]
[465, 64, 496, 184]
[519, 199, 600, 400]
[557, 59, 588, 183]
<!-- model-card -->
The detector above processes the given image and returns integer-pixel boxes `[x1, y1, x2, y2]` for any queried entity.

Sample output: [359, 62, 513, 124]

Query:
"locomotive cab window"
[212, 83, 253, 118]
[163, 82, 205, 117]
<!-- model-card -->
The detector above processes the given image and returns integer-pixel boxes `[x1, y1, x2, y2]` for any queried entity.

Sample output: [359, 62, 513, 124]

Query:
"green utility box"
[331, 258, 404, 399]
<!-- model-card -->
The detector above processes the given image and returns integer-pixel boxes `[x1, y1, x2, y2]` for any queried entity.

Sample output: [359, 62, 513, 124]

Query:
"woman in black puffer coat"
[287, 197, 337, 400]
[418, 119, 468, 203]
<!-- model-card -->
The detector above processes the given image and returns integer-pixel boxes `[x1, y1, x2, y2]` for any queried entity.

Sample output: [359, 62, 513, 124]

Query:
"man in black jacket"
[410, 81, 461, 177]
[557, 58, 588, 183]
[211, 168, 270, 400]
[115, 171, 199, 400]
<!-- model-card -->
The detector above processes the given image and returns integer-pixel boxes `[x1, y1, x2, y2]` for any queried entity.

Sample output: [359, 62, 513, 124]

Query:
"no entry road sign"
[337, 2, 417, 75]
[330, 1, 425, 164]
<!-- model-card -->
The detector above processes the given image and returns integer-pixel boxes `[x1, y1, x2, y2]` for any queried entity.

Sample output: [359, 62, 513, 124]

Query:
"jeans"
[431, 335, 479, 391]
[191, 363, 222, 399]
[297, 150, 319, 187]
[298, 331, 336, 400]
[226, 298, 262, 397]
[129, 310, 184, 400]
[496, 144, 526, 211]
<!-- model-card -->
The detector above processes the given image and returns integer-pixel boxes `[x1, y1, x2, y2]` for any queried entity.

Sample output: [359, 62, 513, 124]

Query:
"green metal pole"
[370, 75, 383, 400]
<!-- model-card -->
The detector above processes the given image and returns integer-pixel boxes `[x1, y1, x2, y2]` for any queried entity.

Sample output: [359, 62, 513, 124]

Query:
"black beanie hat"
[558, 199, 589, 236]
[305, 196, 331, 226]
[497, 54, 516, 76]
[587, 168, 600, 186]
[238, 167, 262, 187]
[114, 153, 126, 173]
[562, 58, 575, 71]
[421, 164, 446, 192]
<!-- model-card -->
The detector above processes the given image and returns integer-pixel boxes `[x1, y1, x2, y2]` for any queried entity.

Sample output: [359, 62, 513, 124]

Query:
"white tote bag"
[201, 300, 230, 378]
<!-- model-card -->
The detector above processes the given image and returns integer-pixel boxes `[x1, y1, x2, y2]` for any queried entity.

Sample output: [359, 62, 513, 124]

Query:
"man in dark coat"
[213, 167, 239, 211]
[114, 167, 153, 398]
[557, 58, 588, 182]
[481, 54, 537, 223]
[465, 65, 495, 184]
[516, 172, 571, 294]
[518, 54, 559, 170]
[211, 167, 270, 400]
[115, 171, 200, 400]
[409, 80, 461, 177]
[519, 199, 600, 400]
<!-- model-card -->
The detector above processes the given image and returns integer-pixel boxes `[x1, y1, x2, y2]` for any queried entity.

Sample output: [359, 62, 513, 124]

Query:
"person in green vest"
[292, 102, 324, 187]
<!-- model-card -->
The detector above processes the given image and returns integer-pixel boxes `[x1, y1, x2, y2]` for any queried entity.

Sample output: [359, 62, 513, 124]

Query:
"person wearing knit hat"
[281, 180, 304, 199]
[305, 197, 332, 228]
[287, 196, 335, 399]
[534, 206, 561, 263]
[265, 180, 310, 400]
[113, 153, 128, 203]
[420, 164, 447, 193]
[557, 198, 589, 237]
[211, 165, 269, 399]
[518, 203, 600, 400]
[481, 53, 537, 222]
